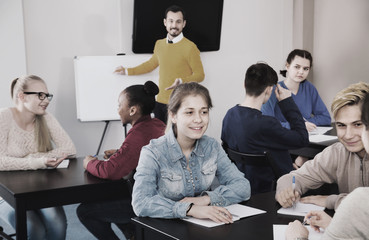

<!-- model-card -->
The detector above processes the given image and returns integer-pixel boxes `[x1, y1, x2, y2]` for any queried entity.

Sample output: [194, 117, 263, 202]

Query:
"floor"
[0, 204, 126, 240]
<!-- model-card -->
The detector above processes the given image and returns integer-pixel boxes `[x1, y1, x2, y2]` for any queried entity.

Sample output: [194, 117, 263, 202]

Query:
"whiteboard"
[74, 55, 158, 121]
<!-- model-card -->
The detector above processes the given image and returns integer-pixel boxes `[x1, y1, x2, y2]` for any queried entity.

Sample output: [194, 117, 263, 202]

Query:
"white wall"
[206, 0, 293, 140]
[2, 0, 367, 157]
[313, 0, 369, 115]
[0, 0, 27, 108]
[0, 0, 293, 156]
[22, 0, 128, 156]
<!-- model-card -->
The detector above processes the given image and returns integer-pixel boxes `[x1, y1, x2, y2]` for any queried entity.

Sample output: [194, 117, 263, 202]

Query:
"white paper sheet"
[277, 202, 324, 217]
[182, 204, 266, 228]
[47, 159, 70, 169]
[273, 224, 324, 240]
[57, 159, 70, 168]
[309, 134, 338, 143]
[309, 126, 333, 135]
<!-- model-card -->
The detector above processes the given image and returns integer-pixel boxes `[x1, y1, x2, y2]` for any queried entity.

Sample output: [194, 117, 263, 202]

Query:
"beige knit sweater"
[323, 187, 369, 239]
[0, 108, 76, 171]
[276, 142, 368, 210]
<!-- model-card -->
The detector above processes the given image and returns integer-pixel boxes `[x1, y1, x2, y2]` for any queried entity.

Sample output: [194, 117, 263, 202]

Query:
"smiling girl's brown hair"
[166, 82, 212, 136]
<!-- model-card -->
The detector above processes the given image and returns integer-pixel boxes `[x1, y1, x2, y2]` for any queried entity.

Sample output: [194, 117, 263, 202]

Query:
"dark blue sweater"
[221, 97, 309, 194]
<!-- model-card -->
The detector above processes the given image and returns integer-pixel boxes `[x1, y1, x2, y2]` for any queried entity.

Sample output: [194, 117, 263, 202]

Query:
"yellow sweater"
[127, 37, 205, 104]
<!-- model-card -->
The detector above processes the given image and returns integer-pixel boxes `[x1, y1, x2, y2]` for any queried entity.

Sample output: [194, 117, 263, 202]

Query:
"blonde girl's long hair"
[11, 75, 53, 152]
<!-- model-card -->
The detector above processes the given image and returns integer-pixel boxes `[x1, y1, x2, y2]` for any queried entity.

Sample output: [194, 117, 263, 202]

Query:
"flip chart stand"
[95, 121, 128, 156]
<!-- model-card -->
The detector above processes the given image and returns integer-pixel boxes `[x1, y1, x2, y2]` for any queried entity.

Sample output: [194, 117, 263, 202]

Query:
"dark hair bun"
[143, 81, 159, 96]
[279, 70, 287, 77]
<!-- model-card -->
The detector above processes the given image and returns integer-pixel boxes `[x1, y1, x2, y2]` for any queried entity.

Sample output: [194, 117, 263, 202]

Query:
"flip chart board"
[74, 55, 158, 121]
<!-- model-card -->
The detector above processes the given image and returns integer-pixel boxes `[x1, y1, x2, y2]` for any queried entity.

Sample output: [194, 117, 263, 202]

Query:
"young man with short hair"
[276, 82, 369, 210]
[221, 63, 309, 194]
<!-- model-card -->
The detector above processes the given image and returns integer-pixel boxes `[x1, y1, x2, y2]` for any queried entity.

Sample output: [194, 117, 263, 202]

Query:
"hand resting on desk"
[180, 195, 233, 224]
[300, 195, 328, 208]
[83, 155, 98, 169]
[187, 205, 233, 224]
[45, 155, 67, 168]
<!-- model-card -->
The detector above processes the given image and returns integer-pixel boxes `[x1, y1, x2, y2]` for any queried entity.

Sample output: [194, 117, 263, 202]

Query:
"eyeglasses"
[23, 92, 54, 101]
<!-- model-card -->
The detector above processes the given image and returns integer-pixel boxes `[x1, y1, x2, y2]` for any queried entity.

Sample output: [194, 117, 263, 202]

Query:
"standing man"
[115, 5, 205, 123]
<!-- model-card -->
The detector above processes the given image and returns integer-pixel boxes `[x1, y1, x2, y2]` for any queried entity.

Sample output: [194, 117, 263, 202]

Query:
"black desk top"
[290, 125, 338, 159]
[0, 158, 129, 209]
[0, 157, 130, 239]
[132, 191, 303, 240]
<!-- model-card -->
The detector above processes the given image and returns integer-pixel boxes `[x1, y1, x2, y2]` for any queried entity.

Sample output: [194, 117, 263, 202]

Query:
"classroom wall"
[312, 0, 369, 114]
[0, 0, 27, 108]
[1, 0, 368, 157]
[2, 0, 293, 156]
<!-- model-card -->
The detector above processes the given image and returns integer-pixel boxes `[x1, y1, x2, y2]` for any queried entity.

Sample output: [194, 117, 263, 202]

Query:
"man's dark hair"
[244, 63, 278, 97]
[165, 5, 186, 20]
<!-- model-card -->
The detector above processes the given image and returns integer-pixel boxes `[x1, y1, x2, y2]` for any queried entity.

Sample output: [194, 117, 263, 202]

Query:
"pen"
[292, 176, 296, 209]
[302, 216, 311, 225]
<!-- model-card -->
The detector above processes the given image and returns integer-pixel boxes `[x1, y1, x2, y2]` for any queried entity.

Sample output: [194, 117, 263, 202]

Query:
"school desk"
[0, 157, 130, 240]
[131, 191, 306, 240]
[290, 125, 338, 159]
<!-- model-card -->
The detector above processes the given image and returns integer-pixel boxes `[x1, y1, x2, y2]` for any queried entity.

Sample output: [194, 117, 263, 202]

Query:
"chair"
[223, 144, 282, 194]
[0, 226, 15, 240]
[123, 169, 136, 195]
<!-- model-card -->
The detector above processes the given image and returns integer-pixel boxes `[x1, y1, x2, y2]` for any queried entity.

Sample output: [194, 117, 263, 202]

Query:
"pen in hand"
[302, 216, 311, 225]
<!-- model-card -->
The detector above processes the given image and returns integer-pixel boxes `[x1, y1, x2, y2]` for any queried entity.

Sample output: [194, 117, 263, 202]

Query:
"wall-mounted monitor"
[132, 0, 224, 53]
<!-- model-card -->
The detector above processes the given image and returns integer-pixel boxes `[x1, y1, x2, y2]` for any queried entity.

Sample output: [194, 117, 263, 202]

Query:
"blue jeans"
[0, 199, 67, 240]
[76, 198, 135, 240]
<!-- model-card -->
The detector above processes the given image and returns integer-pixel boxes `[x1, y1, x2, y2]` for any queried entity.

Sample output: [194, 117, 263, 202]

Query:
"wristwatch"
[186, 203, 194, 215]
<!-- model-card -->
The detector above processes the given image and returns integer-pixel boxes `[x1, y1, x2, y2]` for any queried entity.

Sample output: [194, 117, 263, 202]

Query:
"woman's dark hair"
[362, 92, 369, 130]
[244, 63, 278, 97]
[124, 81, 159, 115]
[165, 5, 186, 20]
[280, 49, 313, 77]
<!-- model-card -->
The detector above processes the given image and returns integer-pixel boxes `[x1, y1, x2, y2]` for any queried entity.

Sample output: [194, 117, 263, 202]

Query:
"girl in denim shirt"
[132, 82, 250, 224]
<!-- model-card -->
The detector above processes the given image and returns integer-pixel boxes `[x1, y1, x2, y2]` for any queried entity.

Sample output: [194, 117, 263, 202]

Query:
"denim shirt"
[132, 129, 250, 219]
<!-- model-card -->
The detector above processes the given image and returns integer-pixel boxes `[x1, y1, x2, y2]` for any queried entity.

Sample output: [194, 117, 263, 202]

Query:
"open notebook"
[182, 204, 266, 228]
[277, 202, 324, 217]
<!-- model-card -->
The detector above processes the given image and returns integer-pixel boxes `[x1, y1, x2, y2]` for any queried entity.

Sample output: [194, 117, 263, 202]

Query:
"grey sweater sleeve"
[323, 187, 369, 239]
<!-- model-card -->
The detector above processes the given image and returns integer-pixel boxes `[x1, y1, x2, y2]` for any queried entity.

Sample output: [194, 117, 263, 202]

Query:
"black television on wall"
[132, 0, 224, 53]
